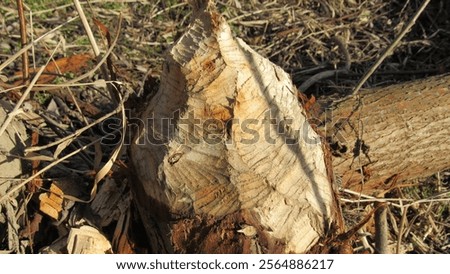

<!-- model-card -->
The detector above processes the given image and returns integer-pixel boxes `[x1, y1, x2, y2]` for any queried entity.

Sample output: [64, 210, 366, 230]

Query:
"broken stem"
[16, 0, 30, 87]
[374, 202, 389, 253]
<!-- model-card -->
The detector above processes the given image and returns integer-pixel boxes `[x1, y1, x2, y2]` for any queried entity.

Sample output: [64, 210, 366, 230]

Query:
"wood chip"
[67, 225, 112, 254]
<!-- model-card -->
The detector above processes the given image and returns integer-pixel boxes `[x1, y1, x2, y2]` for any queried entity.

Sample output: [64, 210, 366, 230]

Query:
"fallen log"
[320, 74, 450, 195]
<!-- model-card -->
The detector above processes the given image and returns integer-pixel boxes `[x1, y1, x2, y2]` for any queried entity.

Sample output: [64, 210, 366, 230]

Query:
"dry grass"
[0, 0, 449, 253]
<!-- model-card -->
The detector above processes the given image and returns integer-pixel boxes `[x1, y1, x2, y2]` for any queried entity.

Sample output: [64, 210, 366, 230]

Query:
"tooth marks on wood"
[130, 1, 340, 253]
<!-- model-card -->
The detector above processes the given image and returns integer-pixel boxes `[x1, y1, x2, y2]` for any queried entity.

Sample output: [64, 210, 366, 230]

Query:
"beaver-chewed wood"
[130, 0, 340, 253]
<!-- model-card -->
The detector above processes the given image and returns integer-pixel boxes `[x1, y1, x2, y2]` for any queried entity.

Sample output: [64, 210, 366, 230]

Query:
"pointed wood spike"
[131, 2, 341, 253]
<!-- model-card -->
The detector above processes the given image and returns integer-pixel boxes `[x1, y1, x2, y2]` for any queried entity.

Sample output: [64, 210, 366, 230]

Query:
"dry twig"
[352, 0, 431, 95]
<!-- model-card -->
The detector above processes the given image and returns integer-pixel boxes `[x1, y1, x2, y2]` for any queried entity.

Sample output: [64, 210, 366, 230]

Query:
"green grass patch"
[26, 0, 71, 12]
[33, 91, 52, 105]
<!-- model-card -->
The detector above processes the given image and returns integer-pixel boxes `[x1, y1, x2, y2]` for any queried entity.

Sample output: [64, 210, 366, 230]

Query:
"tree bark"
[320, 74, 450, 195]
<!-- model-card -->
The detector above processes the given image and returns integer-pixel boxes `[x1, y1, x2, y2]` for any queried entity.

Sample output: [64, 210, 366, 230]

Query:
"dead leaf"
[19, 213, 43, 238]
[93, 18, 117, 81]
[13, 53, 92, 85]
[93, 18, 111, 43]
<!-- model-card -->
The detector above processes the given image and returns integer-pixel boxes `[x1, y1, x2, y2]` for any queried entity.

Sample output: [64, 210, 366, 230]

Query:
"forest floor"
[0, 0, 449, 253]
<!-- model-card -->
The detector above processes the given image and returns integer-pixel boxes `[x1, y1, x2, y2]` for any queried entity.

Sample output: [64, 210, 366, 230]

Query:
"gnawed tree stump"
[130, 0, 341, 253]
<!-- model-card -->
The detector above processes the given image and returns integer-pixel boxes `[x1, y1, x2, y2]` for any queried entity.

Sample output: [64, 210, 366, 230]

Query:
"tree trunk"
[320, 74, 450, 195]
[130, 0, 341, 254]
